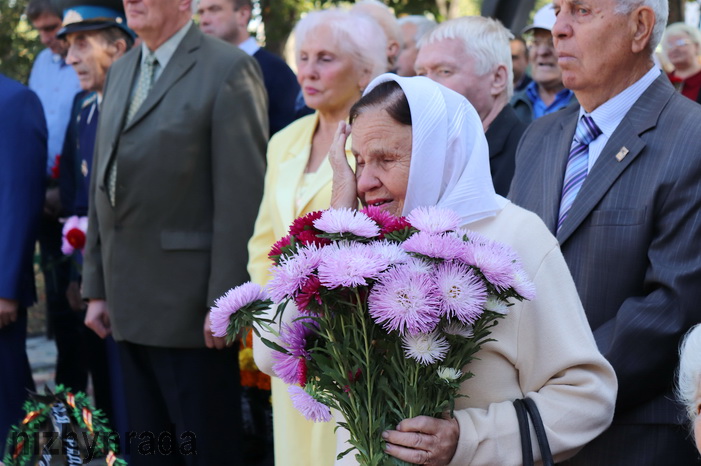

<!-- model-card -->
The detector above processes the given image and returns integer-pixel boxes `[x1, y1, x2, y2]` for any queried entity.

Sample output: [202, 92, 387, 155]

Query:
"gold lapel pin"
[615, 146, 629, 162]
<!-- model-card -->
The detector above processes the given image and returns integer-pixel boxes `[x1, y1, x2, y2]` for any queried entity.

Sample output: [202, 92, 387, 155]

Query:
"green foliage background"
[0, 0, 42, 83]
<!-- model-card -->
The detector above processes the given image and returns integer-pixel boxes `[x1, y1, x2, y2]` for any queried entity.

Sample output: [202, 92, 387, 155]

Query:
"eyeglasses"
[526, 36, 554, 49]
[667, 38, 693, 49]
[35, 23, 61, 33]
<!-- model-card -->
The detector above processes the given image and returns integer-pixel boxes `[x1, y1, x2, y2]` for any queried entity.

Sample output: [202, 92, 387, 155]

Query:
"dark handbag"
[513, 397, 554, 466]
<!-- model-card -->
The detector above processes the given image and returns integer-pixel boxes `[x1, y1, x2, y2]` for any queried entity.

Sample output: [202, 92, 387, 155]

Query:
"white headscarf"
[363, 73, 508, 224]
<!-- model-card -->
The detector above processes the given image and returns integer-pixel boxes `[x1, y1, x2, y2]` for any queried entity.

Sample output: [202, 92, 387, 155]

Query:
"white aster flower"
[437, 366, 462, 382]
[484, 295, 510, 315]
[402, 331, 450, 365]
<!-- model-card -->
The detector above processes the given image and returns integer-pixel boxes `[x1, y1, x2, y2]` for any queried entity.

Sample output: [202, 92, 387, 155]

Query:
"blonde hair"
[294, 9, 388, 81]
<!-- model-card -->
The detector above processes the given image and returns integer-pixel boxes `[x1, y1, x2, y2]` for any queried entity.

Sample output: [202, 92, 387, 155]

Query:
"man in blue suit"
[198, 0, 300, 136]
[0, 73, 47, 456]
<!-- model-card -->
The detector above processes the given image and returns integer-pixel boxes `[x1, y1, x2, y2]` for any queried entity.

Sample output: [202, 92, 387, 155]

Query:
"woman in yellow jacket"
[247, 9, 388, 466]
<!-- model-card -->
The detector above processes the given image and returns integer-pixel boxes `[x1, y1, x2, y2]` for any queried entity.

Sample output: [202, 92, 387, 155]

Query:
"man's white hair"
[419, 16, 515, 98]
[677, 324, 701, 423]
[398, 15, 436, 44]
[614, 0, 668, 52]
[294, 8, 388, 81]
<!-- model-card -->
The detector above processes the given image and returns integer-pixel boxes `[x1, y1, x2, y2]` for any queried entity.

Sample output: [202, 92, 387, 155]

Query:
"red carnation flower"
[289, 211, 324, 236]
[66, 228, 86, 250]
[297, 359, 308, 387]
[294, 275, 323, 313]
[269, 235, 292, 264]
[296, 229, 331, 247]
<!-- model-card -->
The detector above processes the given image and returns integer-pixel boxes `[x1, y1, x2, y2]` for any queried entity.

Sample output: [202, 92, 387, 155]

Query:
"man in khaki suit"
[82, 0, 267, 461]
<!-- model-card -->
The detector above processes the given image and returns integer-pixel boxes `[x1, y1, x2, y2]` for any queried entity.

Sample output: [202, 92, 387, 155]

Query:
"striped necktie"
[108, 53, 158, 206]
[557, 115, 602, 233]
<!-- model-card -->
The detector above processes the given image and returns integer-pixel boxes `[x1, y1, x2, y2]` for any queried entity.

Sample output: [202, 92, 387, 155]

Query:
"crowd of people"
[2, 0, 701, 464]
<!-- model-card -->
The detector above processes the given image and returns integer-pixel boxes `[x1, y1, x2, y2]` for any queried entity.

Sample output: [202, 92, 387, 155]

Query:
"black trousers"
[117, 341, 243, 465]
[562, 423, 701, 465]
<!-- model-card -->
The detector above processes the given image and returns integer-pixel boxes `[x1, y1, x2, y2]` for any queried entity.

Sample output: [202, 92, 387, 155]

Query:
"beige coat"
[256, 202, 617, 465]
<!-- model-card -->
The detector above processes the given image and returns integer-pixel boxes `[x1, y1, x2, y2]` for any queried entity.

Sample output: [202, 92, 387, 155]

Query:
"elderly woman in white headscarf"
[677, 324, 701, 454]
[327, 74, 618, 465]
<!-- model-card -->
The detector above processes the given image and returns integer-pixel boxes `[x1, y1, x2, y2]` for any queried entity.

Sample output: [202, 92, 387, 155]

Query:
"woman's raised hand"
[329, 121, 357, 209]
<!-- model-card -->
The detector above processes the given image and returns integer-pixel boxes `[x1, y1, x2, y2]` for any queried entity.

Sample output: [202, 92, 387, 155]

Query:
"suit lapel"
[123, 26, 200, 132]
[98, 48, 140, 188]
[543, 105, 579, 232]
[556, 74, 674, 244]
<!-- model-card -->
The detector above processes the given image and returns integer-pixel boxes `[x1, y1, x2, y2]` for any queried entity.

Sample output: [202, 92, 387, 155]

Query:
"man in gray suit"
[509, 0, 701, 463]
[82, 0, 267, 461]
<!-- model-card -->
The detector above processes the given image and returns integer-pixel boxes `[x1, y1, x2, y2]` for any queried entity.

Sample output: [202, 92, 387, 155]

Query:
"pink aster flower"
[406, 206, 461, 234]
[402, 231, 465, 261]
[61, 216, 88, 255]
[317, 242, 387, 289]
[512, 266, 537, 301]
[433, 261, 487, 324]
[368, 263, 441, 335]
[313, 208, 380, 238]
[210, 282, 269, 337]
[443, 321, 474, 338]
[267, 245, 323, 301]
[369, 240, 409, 268]
[460, 238, 518, 290]
[272, 318, 317, 384]
[288, 386, 332, 423]
[402, 331, 450, 365]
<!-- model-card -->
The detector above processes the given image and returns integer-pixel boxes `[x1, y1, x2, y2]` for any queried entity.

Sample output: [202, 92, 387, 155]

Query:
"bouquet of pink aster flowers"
[211, 206, 535, 465]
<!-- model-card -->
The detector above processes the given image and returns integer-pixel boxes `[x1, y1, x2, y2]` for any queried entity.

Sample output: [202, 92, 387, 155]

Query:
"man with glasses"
[510, 3, 576, 124]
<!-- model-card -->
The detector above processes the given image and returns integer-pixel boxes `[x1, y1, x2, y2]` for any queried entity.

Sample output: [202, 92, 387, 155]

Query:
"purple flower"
[368, 263, 441, 335]
[272, 318, 317, 384]
[267, 245, 323, 301]
[484, 295, 510, 315]
[443, 321, 474, 338]
[402, 331, 450, 365]
[460, 238, 518, 290]
[288, 386, 332, 422]
[406, 206, 461, 234]
[402, 231, 465, 261]
[210, 282, 269, 337]
[512, 266, 537, 301]
[317, 242, 387, 289]
[369, 240, 409, 267]
[313, 208, 380, 238]
[433, 261, 487, 324]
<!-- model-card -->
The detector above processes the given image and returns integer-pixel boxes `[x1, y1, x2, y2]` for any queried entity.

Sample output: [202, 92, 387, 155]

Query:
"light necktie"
[557, 115, 602, 233]
[108, 53, 158, 206]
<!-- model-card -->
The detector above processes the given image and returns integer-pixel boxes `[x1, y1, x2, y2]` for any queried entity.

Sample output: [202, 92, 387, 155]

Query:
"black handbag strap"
[514, 397, 554, 466]
[524, 398, 554, 466]
[513, 399, 534, 466]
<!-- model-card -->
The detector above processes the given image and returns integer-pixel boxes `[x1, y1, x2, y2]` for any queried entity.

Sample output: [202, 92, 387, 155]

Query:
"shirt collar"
[141, 20, 192, 71]
[525, 80, 573, 104]
[238, 36, 259, 56]
[580, 66, 661, 137]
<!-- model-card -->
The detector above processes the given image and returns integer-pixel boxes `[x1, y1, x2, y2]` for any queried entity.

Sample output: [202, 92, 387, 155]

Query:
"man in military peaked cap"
[52, 0, 136, 438]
